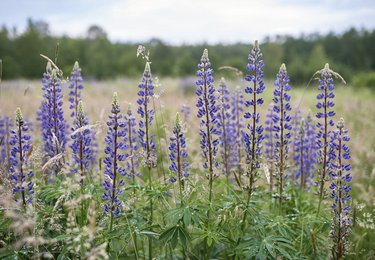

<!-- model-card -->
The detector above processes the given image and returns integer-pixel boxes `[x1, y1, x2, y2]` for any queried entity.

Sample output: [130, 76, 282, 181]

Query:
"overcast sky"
[1, 0, 375, 44]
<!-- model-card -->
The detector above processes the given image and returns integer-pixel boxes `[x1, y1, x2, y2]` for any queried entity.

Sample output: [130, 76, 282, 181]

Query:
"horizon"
[1, 0, 375, 45]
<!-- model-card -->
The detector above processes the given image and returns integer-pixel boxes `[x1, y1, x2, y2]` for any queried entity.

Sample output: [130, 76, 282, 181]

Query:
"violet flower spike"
[9, 108, 34, 206]
[195, 49, 221, 202]
[329, 118, 352, 259]
[68, 61, 84, 118]
[264, 103, 276, 191]
[0, 116, 12, 168]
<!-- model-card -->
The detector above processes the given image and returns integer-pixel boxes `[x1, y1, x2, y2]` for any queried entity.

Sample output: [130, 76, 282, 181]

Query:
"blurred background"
[0, 0, 375, 87]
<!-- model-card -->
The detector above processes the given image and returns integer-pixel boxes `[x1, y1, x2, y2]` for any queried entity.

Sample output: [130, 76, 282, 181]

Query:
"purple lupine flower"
[316, 63, 337, 213]
[124, 104, 140, 193]
[70, 101, 95, 184]
[0, 116, 12, 167]
[37, 62, 67, 166]
[289, 108, 302, 167]
[242, 40, 265, 195]
[195, 49, 221, 202]
[272, 64, 292, 203]
[68, 61, 84, 119]
[217, 78, 233, 177]
[264, 103, 276, 190]
[328, 118, 351, 259]
[230, 86, 245, 183]
[294, 114, 318, 190]
[168, 113, 189, 202]
[102, 93, 126, 225]
[180, 104, 191, 123]
[9, 108, 34, 206]
[137, 62, 157, 168]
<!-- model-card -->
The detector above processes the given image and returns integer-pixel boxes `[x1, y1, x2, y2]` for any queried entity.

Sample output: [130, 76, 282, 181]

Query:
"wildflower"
[264, 104, 276, 190]
[316, 63, 337, 212]
[217, 77, 233, 177]
[195, 49, 221, 202]
[168, 113, 189, 201]
[0, 116, 12, 167]
[9, 108, 34, 206]
[37, 62, 68, 166]
[70, 101, 95, 184]
[294, 114, 318, 189]
[329, 118, 351, 259]
[272, 64, 292, 203]
[242, 40, 265, 195]
[123, 104, 140, 190]
[180, 104, 191, 123]
[137, 62, 156, 168]
[230, 87, 245, 181]
[102, 93, 126, 224]
[68, 61, 84, 118]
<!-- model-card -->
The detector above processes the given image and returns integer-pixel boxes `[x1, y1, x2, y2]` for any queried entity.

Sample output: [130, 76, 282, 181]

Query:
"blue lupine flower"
[70, 101, 95, 184]
[68, 61, 84, 118]
[124, 104, 140, 188]
[218, 78, 233, 176]
[230, 86, 245, 178]
[0, 116, 12, 167]
[168, 113, 189, 189]
[315, 63, 337, 211]
[328, 118, 351, 259]
[195, 49, 221, 201]
[37, 62, 68, 166]
[102, 93, 126, 219]
[294, 114, 318, 190]
[264, 104, 276, 190]
[9, 108, 34, 206]
[137, 62, 157, 168]
[242, 41, 265, 192]
[180, 104, 191, 123]
[290, 108, 302, 166]
[272, 64, 292, 202]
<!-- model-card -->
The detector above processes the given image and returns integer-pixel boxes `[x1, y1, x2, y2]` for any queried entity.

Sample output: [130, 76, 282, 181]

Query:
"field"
[1, 62, 375, 259]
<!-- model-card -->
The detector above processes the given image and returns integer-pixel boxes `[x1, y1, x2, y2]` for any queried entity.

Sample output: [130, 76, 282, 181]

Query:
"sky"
[0, 0, 375, 44]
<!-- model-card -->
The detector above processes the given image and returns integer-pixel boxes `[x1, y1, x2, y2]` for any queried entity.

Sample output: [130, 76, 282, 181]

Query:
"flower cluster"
[37, 62, 67, 163]
[180, 104, 191, 123]
[243, 40, 265, 190]
[316, 63, 336, 206]
[9, 108, 34, 206]
[123, 105, 140, 183]
[70, 101, 95, 183]
[196, 49, 221, 174]
[217, 78, 234, 176]
[294, 114, 318, 189]
[168, 113, 189, 184]
[137, 62, 156, 168]
[328, 118, 352, 259]
[0, 116, 12, 166]
[68, 61, 84, 118]
[272, 64, 292, 201]
[102, 93, 126, 218]
[230, 87, 245, 174]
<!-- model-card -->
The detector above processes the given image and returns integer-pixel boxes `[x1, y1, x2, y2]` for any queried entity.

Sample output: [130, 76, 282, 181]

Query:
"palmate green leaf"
[159, 224, 191, 249]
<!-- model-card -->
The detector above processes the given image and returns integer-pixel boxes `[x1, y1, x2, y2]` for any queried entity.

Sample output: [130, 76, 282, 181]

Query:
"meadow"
[0, 45, 375, 259]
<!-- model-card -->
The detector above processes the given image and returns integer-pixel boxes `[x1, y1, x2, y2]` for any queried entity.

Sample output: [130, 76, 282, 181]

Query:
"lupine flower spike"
[70, 101, 95, 184]
[9, 108, 34, 207]
[329, 118, 352, 259]
[196, 49, 221, 203]
[294, 114, 318, 190]
[0, 116, 12, 168]
[180, 104, 191, 123]
[315, 63, 339, 214]
[272, 63, 292, 205]
[242, 40, 265, 200]
[37, 62, 67, 174]
[264, 104, 276, 191]
[218, 78, 233, 179]
[102, 92, 126, 231]
[230, 86, 245, 185]
[168, 113, 189, 204]
[124, 104, 140, 194]
[68, 61, 84, 118]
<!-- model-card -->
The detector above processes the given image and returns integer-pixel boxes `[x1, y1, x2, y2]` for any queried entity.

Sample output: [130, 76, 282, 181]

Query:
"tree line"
[1, 19, 375, 84]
